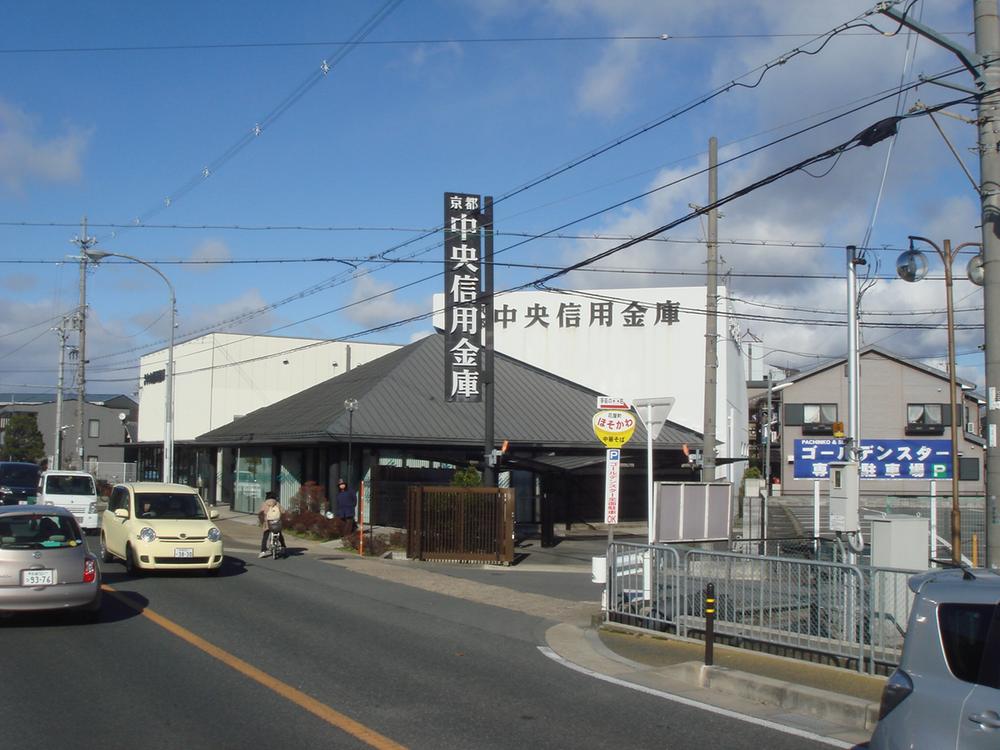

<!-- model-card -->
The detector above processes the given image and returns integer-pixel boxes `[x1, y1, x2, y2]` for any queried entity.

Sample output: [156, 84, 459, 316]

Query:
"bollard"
[705, 582, 715, 666]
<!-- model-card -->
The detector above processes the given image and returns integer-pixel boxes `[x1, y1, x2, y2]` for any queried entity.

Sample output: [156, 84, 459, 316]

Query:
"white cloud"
[0, 97, 90, 192]
[343, 275, 425, 329]
[184, 289, 281, 337]
[187, 239, 232, 272]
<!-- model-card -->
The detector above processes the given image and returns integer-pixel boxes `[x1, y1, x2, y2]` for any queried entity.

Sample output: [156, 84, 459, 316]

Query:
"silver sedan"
[0, 504, 102, 620]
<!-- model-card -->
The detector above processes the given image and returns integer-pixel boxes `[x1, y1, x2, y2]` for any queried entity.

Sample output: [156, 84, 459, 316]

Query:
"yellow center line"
[102, 584, 407, 750]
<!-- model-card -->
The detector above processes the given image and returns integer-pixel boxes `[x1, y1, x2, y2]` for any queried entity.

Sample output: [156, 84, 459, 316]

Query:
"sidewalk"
[214, 507, 880, 747]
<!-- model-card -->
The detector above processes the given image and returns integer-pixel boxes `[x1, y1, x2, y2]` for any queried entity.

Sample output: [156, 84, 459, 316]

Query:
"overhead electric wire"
[72, 100, 986, 381]
[12, 10, 976, 380]
[1, 29, 971, 56]
[130, 0, 405, 226]
[79, 80, 982, 373]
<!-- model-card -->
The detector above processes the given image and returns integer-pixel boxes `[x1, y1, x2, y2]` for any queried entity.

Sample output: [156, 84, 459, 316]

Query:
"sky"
[0, 0, 986, 400]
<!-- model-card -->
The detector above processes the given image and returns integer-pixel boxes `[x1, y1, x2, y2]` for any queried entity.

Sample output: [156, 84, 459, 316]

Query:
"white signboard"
[598, 396, 632, 410]
[652, 481, 732, 542]
[604, 448, 621, 524]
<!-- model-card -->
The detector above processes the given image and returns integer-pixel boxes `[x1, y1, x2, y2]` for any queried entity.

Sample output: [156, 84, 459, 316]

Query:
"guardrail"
[605, 541, 919, 674]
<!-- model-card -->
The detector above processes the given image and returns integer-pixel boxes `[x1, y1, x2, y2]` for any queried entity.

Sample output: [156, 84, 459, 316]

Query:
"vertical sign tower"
[444, 193, 484, 403]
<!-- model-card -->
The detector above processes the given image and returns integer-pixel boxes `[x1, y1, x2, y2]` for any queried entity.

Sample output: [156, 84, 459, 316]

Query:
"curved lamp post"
[897, 236, 982, 564]
[85, 250, 176, 484]
[344, 398, 358, 489]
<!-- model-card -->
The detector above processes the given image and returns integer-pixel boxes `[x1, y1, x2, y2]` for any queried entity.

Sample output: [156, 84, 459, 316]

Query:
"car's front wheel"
[124, 544, 141, 576]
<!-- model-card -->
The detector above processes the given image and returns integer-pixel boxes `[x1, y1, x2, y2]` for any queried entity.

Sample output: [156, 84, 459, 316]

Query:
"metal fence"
[606, 541, 920, 674]
[85, 461, 137, 485]
[739, 493, 987, 565]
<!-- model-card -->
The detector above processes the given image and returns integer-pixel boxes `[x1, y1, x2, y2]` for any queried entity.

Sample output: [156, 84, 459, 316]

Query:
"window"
[88, 419, 100, 438]
[109, 486, 128, 513]
[801, 403, 837, 435]
[939, 603, 997, 685]
[907, 403, 946, 436]
[804, 404, 837, 424]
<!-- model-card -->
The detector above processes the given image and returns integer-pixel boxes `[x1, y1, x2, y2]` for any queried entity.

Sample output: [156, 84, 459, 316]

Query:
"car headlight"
[138, 527, 157, 543]
[88, 501, 97, 514]
[0, 486, 11, 495]
[207, 527, 222, 543]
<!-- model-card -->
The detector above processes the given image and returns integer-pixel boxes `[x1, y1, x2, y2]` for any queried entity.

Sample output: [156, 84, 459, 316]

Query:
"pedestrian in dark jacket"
[335, 479, 356, 534]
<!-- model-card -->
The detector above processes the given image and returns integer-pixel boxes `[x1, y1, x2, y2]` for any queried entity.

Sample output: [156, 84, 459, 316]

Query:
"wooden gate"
[406, 486, 514, 565]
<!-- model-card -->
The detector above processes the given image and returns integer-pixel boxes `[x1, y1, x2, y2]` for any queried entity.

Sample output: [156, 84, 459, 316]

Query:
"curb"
[674, 662, 880, 731]
[544, 623, 875, 746]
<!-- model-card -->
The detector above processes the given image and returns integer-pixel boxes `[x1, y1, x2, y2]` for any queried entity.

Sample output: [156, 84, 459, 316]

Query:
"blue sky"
[0, 0, 983, 397]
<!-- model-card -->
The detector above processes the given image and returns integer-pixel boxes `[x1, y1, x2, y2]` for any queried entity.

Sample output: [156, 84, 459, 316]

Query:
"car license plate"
[22, 569, 54, 586]
[174, 548, 194, 558]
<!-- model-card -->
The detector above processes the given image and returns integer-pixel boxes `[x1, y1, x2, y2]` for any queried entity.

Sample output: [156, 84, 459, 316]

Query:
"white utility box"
[592, 556, 606, 584]
[828, 461, 860, 532]
[871, 516, 930, 570]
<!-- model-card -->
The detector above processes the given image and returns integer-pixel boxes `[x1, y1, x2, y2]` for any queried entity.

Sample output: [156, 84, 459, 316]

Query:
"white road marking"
[538, 646, 856, 749]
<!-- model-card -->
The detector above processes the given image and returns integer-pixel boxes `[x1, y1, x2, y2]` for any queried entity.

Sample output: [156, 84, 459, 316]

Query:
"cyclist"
[258, 491, 286, 558]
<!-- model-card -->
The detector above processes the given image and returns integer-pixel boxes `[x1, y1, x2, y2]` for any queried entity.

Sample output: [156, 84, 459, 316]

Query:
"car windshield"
[0, 465, 40, 487]
[45, 475, 96, 495]
[0, 513, 83, 549]
[134, 492, 207, 520]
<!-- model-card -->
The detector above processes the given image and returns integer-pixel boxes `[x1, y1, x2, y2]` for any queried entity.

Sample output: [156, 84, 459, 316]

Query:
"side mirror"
[209, 509, 219, 520]
[114, 508, 129, 520]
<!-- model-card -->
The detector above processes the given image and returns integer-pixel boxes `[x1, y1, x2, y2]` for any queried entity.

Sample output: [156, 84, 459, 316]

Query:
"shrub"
[287, 481, 329, 515]
[451, 463, 481, 487]
[280, 509, 344, 541]
[340, 529, 407, 556]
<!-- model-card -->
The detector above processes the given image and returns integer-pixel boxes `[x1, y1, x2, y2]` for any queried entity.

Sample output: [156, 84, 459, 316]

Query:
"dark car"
[0, 462, 41, 506]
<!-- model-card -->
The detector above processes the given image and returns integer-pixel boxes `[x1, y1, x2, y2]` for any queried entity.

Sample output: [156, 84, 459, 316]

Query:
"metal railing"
[86, 461, 137, 485]
[606, 541, 920, 674]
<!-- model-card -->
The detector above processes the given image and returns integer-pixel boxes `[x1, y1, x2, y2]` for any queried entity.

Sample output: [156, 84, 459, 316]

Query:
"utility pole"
[72, 218, 96, 472]
[879, 1, 1000, 567]
[702, 137, 719, 480]
[53, 317, 70, 471]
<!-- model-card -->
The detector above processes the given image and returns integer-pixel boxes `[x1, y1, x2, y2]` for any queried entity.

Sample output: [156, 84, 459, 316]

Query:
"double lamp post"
[896, 236, 983, 564]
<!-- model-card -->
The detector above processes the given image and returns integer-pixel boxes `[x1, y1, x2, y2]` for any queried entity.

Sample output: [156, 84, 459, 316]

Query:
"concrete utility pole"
[53, 317, 70, 471]
[72, 218, 96, 472]
[879, 1, 1000, 567]
[702, 137, 719, 480]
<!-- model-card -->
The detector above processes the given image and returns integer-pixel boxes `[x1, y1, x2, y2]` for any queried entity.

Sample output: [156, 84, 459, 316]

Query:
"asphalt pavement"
[215, 506, 881, 748]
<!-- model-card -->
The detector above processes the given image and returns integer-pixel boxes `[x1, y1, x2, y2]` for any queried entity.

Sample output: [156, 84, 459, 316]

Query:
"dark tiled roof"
[197, 332, 700, 449]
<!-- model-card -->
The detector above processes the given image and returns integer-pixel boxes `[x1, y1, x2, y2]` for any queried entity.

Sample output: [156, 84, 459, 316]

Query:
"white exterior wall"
[433, 286, 749, 479]
[139, 332, 399, 441]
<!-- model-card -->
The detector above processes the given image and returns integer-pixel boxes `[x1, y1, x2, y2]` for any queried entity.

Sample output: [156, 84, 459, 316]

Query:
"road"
[0, 535, 833, 749]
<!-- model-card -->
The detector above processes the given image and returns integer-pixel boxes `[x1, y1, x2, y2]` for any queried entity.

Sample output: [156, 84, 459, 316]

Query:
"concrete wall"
[434, 286, 749, 483]
[138, 333, 400, 442]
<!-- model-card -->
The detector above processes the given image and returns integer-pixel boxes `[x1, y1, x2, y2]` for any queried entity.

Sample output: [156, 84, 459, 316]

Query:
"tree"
[451, 462, 481, 487]
[1, 412, 45, 462]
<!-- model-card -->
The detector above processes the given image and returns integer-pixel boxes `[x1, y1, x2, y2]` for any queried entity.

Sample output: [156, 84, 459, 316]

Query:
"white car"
[100, 482, 223, 575]
[38, 470, 100, 532]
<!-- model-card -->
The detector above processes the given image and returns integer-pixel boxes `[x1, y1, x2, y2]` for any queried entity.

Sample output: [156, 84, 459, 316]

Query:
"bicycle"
[266, 520, 284, 559]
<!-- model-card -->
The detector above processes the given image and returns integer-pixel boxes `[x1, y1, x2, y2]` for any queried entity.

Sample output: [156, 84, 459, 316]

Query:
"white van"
[38, 471, 100, 532]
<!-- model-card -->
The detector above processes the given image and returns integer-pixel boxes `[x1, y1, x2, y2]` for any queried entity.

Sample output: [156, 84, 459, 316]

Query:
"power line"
[2, 30, 971, 56]
[72, 82, 983, 370]
[126, 0, 405, 226]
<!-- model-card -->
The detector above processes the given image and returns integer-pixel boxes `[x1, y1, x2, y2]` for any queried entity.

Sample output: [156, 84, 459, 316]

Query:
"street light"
[85, 250, 176, 484]
[344, 398, 358, 489]
[897, 235, 982, 565]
